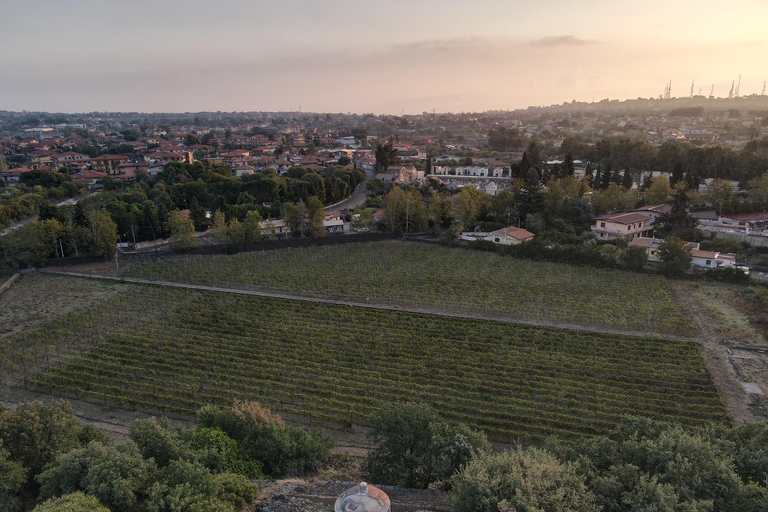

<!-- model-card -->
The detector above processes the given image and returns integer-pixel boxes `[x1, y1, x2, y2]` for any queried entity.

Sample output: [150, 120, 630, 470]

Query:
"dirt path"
[669, 281, 761, 424]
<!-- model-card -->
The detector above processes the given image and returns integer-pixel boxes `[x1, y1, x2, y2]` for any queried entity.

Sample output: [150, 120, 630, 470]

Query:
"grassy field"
[120, 241, 690, 336]
[3, 281, 725, 443]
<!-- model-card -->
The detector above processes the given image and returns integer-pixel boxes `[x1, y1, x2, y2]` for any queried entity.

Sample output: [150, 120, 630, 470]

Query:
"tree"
[374, 142, 399, 172]
[644, 176, 673, 205]
[0, 401, 99, 486]
[663, 187, 698, 240]
[37, 440, 156, 511]
[620, 245, 648, 271]
[599, 164, 613, 190]
[381, 187, 428, 234]
[0, 442, 25, 512]
[166, 210, 198, 251]
[705, 178, 735, 214]
[670, 161, 685, 188]
[451, 447, 598, 512]
[281, 202, 303, 237]
[240, 210, 263, 243]
[32, 492, 110, 512]
[621, 168, 633, 189]
[306, 196, 326, 238]
[210, 210, 228, 243]
[366, 402, 490, 489]
[451, 187, 481, 227]
[658, 236, 692, 277]
[87, 210, 118, 259]
[564, 152, 575, 177]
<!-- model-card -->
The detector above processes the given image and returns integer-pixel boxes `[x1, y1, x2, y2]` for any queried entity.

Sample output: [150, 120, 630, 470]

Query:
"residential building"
[592, 212, 653, 240]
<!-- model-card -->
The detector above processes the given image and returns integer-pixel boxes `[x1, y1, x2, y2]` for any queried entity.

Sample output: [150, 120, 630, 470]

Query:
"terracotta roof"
[490, 226, 536, 240]
[597, 212, 651, 224]
[720, 212, 768, 222]
[635, 203, 672, 214]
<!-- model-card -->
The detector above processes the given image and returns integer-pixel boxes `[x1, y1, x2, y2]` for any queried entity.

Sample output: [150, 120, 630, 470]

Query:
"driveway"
[324, 168, 377, 213]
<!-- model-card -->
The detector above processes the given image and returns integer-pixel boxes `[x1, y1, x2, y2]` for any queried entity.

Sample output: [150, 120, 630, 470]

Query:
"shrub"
[451, 447, 598, 512]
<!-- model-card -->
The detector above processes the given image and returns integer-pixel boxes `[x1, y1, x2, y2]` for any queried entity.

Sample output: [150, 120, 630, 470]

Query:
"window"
[627, 226, 631, 230]
[600, 222, 606, 228]
[706, 260, 712, 266]
[495, 238, 500, 243]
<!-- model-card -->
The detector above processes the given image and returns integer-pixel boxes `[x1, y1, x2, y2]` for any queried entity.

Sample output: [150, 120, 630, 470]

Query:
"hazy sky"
[1, 0, 766, 114]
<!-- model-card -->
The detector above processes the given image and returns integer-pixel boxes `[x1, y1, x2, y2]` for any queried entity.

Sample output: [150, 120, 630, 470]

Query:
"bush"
[706, 266, 749, 285]
[366, 402, 490, 489]
[32, 492, 110, 512]
[197, 401, 332, 477]
[451, 447, 598, 512]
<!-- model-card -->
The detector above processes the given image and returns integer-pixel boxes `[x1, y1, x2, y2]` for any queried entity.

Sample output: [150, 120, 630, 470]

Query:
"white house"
[691, 249, 736, 269]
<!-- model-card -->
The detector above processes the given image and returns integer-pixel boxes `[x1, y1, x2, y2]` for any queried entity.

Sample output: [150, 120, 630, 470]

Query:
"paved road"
[324, 167, 377, 213]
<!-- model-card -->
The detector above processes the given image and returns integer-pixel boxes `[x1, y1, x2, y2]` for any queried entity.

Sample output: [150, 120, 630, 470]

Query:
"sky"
[1, 0, 767, 114]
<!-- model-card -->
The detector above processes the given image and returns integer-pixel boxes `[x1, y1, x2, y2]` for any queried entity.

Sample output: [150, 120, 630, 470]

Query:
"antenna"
[762, 81, 766, 96]
[728, 81, 734, 99]
[735, 74, 741, 97]
[690, 81, 694, 98]
[698, 87, 702, 96]
[710, 84, 714, 98]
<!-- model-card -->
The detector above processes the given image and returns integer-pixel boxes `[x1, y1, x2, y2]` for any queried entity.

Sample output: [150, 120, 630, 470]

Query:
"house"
[488, 226, 535, 245]
[258, 219, 291, 237]
[691, 249, 736, 269]
[91, 154, 130, 174]
[1, 167, 31, 186]
[592, 212, 653, 240]
[323, 218, 345, 234]
[630, 237, 736, 269]
[634, 203, 672, 220]
[233, 165, 256, 177]
[629, 237, 664, 262]
[71, 169, 108, 190]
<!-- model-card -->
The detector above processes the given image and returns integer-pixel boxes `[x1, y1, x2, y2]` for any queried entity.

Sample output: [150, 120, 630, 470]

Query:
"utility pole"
[735, 74, 741, 97]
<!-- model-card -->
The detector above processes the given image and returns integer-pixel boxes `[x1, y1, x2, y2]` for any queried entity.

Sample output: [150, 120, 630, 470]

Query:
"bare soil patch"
[0, 272, 121, 340]
[670, 280, 768, 423]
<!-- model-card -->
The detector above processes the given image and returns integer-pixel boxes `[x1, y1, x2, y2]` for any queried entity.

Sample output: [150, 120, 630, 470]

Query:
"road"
[0, 191, 100, 237]
[324, 167, 377, 213]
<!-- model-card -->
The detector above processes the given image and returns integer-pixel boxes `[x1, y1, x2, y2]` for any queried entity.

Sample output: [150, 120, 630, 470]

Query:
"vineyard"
[120, 241, 690, 336]
[1, 278, 725, 443]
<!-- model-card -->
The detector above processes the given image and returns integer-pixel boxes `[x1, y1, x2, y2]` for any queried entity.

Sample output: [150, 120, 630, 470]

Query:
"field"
[119, 241, 691, 336]
[1, 279, 725, 443]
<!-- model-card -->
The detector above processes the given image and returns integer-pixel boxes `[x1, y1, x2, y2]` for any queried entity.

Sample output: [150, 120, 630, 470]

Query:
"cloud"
[393, 37, 489, 53]
[529, 35, 597, 47]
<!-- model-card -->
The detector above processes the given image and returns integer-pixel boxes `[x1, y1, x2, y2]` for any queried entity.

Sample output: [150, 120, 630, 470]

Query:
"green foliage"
[451, 446, 598, 512]
[124, 241, 690, 334]
[130, 418, 186, 468]
[559, 417, 768, 512]
[659, 237, 693, 277]
[32, 492, 110, 512]
[145, 459, 257, 512]
[37, 440, 155, 511]
[187, 427, 265, 479]
[0, 442, 26, 512]
[619, 245, 648, 271]
[705, 266, 749, 285]
[197, 401, 331, 477]
[366, 402, 490, 489]
[166, 210, 198, 251]
[87, 209, 118, 258]
[0, 400, 97, 485]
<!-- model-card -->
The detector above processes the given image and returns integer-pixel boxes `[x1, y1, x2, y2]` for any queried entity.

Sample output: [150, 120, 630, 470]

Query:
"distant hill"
[515, 95, 768, 117]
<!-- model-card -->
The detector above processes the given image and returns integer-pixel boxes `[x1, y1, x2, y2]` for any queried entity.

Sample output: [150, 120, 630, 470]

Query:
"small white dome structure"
[334, 482, 391, 512]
